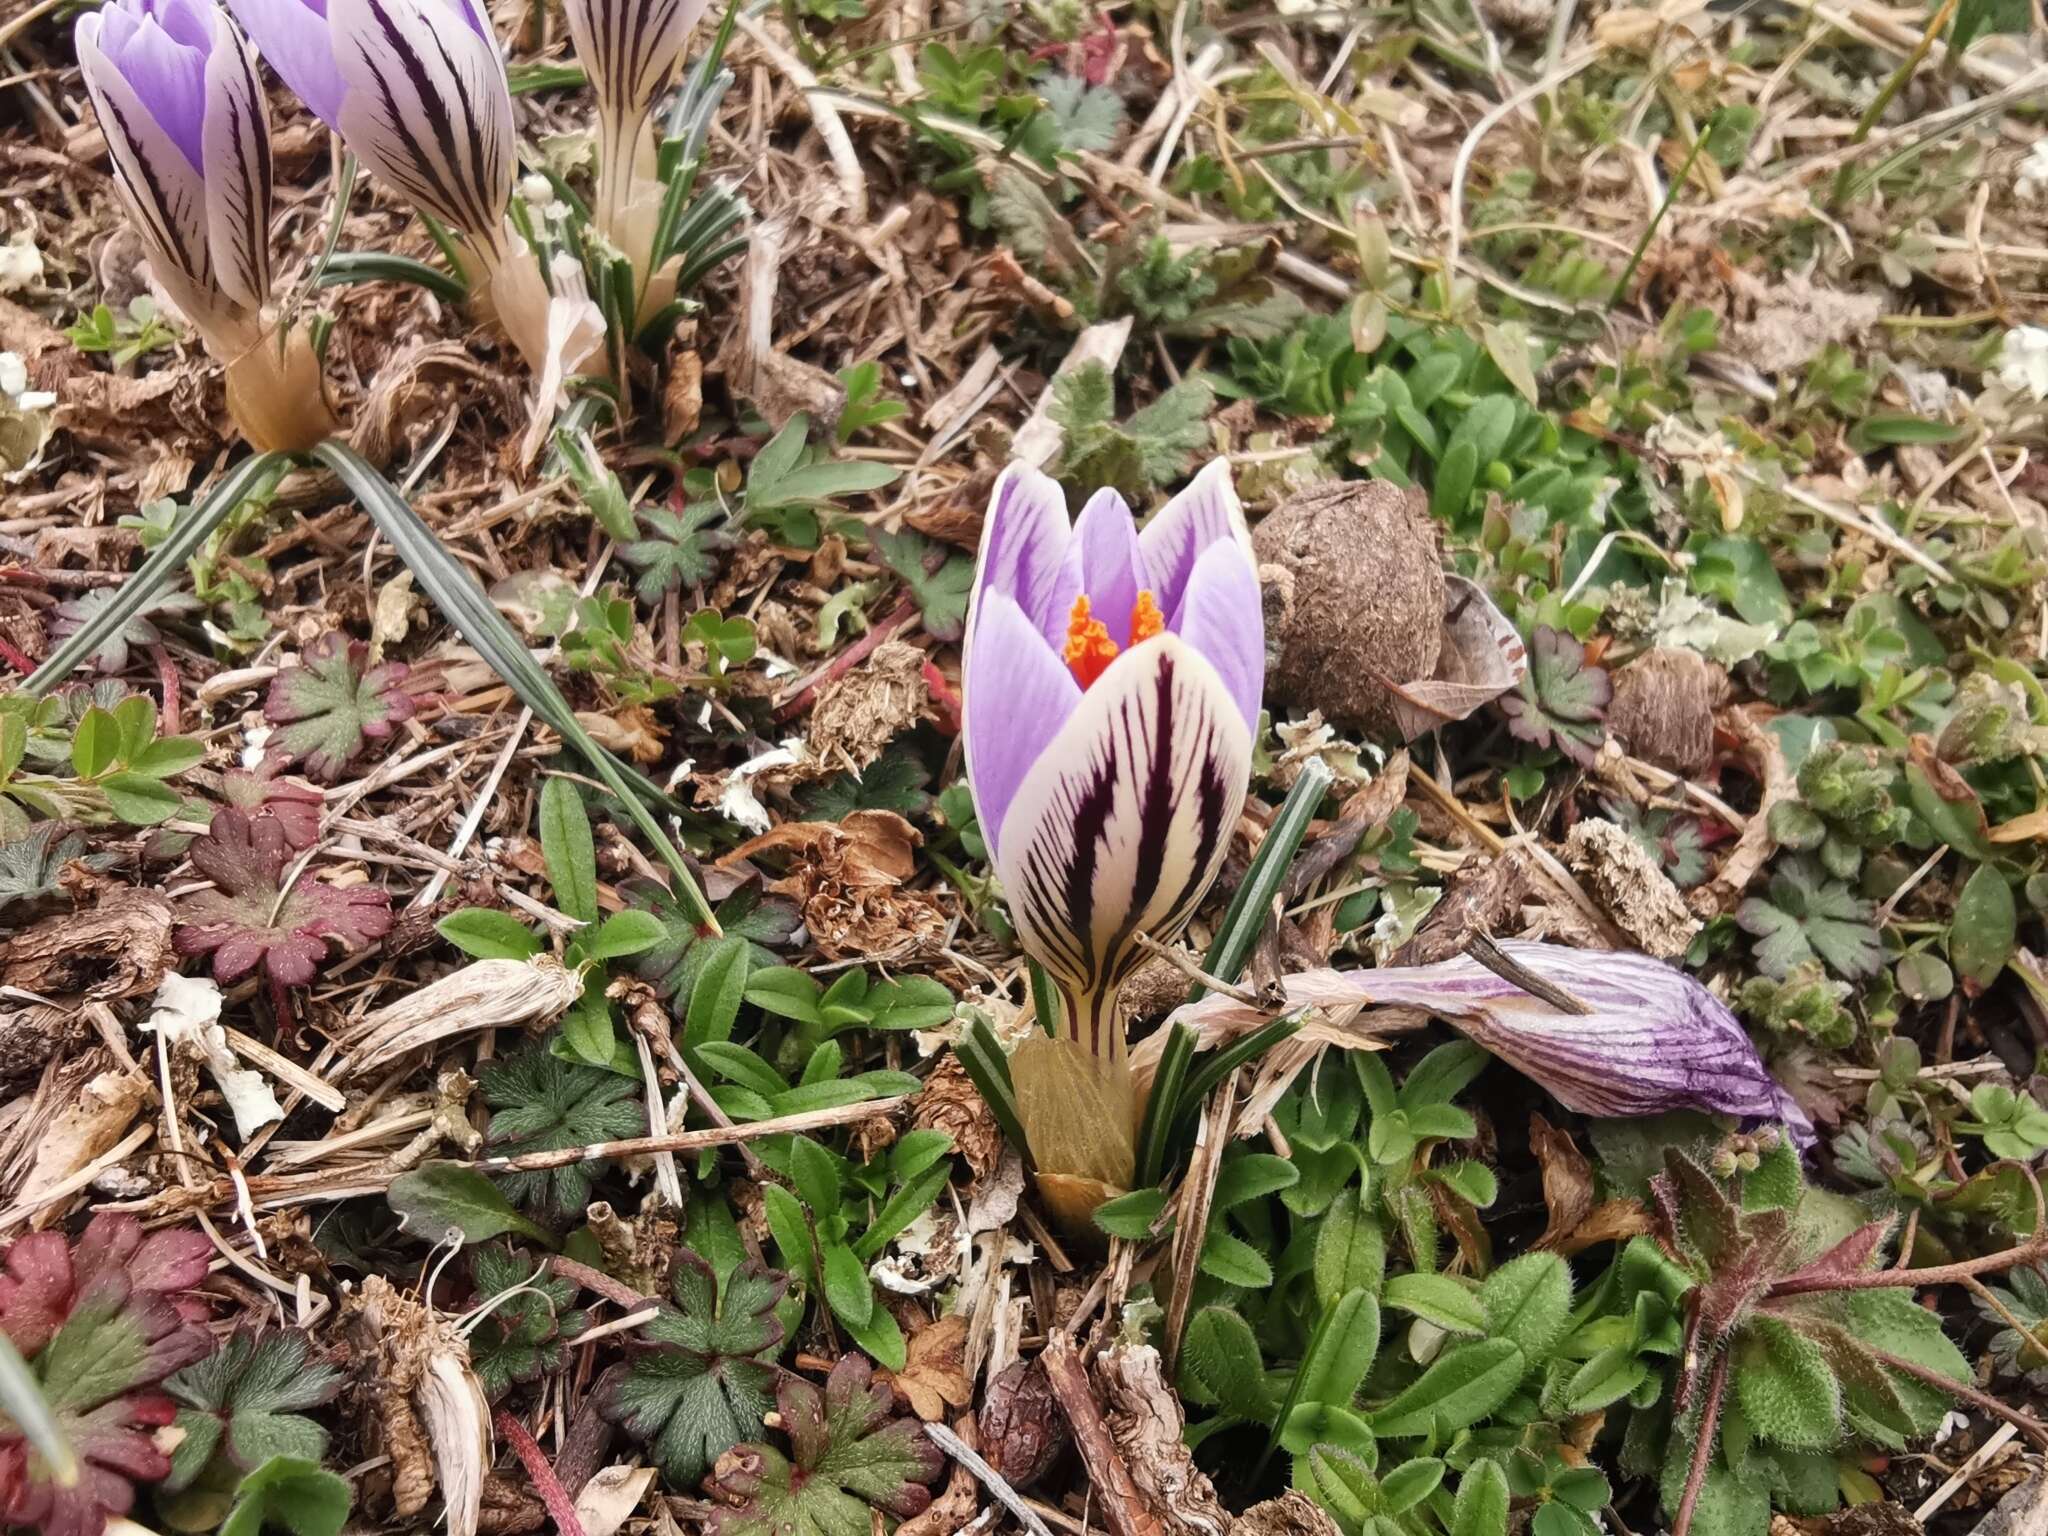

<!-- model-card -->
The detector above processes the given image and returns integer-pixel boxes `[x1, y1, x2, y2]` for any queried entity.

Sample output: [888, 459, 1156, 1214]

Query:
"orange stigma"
[1063, 589, 1164, 688]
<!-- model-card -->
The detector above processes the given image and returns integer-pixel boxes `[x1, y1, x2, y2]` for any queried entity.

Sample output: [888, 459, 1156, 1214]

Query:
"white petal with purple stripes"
[992, 633, 1251, 1061]
[201, 10, 273, 313]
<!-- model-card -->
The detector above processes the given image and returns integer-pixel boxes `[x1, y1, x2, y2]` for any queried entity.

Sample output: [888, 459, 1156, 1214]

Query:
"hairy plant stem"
[1670, 1348, 1730, 1536]
[1868, 1345, 2048, 1450]
[1767, 1235, 2048, 1298]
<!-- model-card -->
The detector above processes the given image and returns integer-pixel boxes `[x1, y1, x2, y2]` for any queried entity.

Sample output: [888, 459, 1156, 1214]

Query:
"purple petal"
[227, 0, 347, 128]
[77, 9, 213, 294]
[1139, 458, 1252, 624]
[329, 0, 513, 241]
[1165, 942, 1815, 1148]
[1072, 487, 1146, 648]
[201, 9, 274, 310]
[976, 464, 1079, 645]
[993, 634, 1252, 1061]
[98, 0, 210, 168]
[1173, 540, 1263, 734]
[962, 589, 1079, 859]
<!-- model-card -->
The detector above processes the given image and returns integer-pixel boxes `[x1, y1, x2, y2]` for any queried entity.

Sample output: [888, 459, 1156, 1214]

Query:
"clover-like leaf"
[173, 809, 394, 988]
[263, 634, 417, 783]
[467, 1246, 586, 1401]
[622, 501, 733, 605]
[706, 1353, 942, 1536]
[627, 878, 802, 1006]
[1736, 855, 1882, 981]
[164, 1330, 342, 1489]
[1497, 627, 1610, 767]
[0, 1214, 216, 1536]
[871, 528, 973, 644]
[603, 1249, 788, 1488]
[47, 588, 200, 674]
[479, 1040, 645, 1219]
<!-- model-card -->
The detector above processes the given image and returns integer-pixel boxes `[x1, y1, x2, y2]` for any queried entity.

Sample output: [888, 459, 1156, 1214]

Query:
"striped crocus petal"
[993, 633, 1252, 1062]
[1168, 941, 1815, 1146]
[328, 0, 513, 246]
[561, 0, 706, 154]
[200, 7, 273, 313]
[77, 8, 216, 320]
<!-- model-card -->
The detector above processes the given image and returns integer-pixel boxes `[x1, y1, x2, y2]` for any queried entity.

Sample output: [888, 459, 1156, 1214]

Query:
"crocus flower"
[76, 0, 333, 451]
[1158, 939, 1815, 1147]
[561, 0, 709, 300]
[226, 0, 511, 262]
[964, 460, 1263, 1217]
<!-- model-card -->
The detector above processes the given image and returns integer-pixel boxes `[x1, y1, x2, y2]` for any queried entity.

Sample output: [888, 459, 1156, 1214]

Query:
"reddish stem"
[773, 598, 917, 721]
[547, 1255, 651, 1311]
[494, 1407, 590, 1536]
[1869, 1345, 2048, 1450]
[1670, 1348, 1729, 1536]
[1766, 1238, 2048, 1298]
[151, 642, 181, 734]
[0, 635, 37, 675]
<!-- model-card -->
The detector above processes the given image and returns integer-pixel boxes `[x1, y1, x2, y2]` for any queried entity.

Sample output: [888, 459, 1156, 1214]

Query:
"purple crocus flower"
[75, 0, 274, 349]
[1161, 940, 1816, 1147]
[226, 0, 512, 253]
[964, 460, 1264, 1063]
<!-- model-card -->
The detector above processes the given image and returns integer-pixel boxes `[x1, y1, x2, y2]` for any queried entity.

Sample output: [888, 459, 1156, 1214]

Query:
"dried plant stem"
[470, 1096, 908, 1174]
[1670, 1349, 1729, 1536]
[547, 1256, 650, 1311]
[1868, 1346, 2048, 1450]
[1851, 0, 1959, 145]
[924, 1421, 1058, 1536]
[1041, 1333, 1164, 1536]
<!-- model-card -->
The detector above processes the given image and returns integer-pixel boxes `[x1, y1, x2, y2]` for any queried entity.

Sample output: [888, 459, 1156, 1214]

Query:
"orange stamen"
[1130, 589, 1164, 644]
[1064, 589, 1166, 689]
[1064, 595, 1119, 689]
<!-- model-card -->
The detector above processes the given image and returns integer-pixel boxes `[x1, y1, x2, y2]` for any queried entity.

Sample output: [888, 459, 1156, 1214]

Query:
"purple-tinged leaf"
[173, 808, 393, 986]
[1496, 626, 1610, 767]
[263, 633, 416, 783]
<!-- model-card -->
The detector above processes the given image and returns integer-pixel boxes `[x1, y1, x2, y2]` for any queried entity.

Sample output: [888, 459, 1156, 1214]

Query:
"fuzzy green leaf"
[166, 1331, 341, 1488]
[1733, 1316, 1841, 1449]
[481, 1043, 645, 1218]
[1480, 1253, 1572, 1362]
[1371, 1338, 1525, 1438]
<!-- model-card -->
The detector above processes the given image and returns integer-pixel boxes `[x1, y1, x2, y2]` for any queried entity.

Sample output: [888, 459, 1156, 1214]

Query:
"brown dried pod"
[979, 1358, 1066, 1487]
[1253, 481, 1446, 737]
[1605, 647, 1726, 777]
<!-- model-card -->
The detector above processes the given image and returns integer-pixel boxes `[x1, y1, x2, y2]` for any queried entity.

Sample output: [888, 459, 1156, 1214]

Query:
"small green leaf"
[1384, 1273, 1486, 1335]
[218, 1457, 352, 1536]
[745, 966, 824, 1024]
[761, 1182, 814, 1278]
[1380, 1457, 1445, 1513]
[437, 908, 543, 960]
[101, 771, 183, 824]
[539, 777, 599, 924]
[1371, 1338, 1525, 1438]
[822, 1243, 873, 1327]
[1479, 1253, 1572, 1361]
[1314, 1190, 1387, 1311]
[72, 705, 119, 777]
[1198, 1231, 1273, 1288]
[1733, 1316, 1840, 1449]
[387, 1163, 552, 1246]
[1094, 1187, 1169, 1241]
[1296, 1289, 1380, 1410]
[1952, 863, 2016, 987]
[581, 909, 667, 960]
[1180, 1306, 1273, 1417]
[1452, 1458, 1510, 1536]
[685, 938, 750, 1052]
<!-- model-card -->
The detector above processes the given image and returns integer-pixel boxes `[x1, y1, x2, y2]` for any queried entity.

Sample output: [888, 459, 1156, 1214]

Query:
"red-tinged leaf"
[0, 1216, 218, 1536]
[1776, 1218, 1896, 1290]
[1496, 626, 1610, 767]
[706, 1355, 942, 1536]
[220, 762, 325, 850]
[173, 809, 393, 987]
[263, 633, 417, 783]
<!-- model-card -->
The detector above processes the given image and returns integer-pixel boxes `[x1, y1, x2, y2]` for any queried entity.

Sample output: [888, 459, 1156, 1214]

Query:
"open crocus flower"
[964, 459, 1263, 1222]
[76, 0, 334, 452]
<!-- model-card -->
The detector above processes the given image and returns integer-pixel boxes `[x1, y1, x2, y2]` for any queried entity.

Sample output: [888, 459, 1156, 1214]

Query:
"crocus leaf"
[704, 1354, 941, 1536]
[173, 809, 394, 987]
[1496, 627, 1610, 767]
[263, 634, 417, 783]
[603, 1249, 787, 1487]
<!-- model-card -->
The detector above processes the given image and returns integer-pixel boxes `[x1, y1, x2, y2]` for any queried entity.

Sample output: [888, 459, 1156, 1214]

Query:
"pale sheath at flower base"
[75, 0, 333, 451]
[964, 459, 1264, 1225]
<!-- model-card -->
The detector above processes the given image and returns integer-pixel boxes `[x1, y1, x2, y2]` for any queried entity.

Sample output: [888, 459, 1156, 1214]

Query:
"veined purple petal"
[1071, 487, 1145, 648]
[201, 8, 274, 311]
[1140, 457, 1253, 624]
[329, 0, 513, 242]
[976, 464, 1080, 645]
[1164, 941, 1815, 1147]
[96, 0, 210, 168]
[1174, 539, 1263, 734]
[994, 634, 1252, 1062]
[962, 589, 1079, 860]
[227, 0, 347, 128]
[77, 7, 213, 297]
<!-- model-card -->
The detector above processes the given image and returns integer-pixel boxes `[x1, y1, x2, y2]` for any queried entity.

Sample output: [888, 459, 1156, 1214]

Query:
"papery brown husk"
[224, 327, 337, 454]
[1012, 1034, 1138, 1231]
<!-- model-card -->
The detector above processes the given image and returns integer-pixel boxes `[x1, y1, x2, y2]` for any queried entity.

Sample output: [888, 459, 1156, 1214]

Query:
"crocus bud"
[963, 460, 1264, 1221]
[76, 0, 333, 452]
